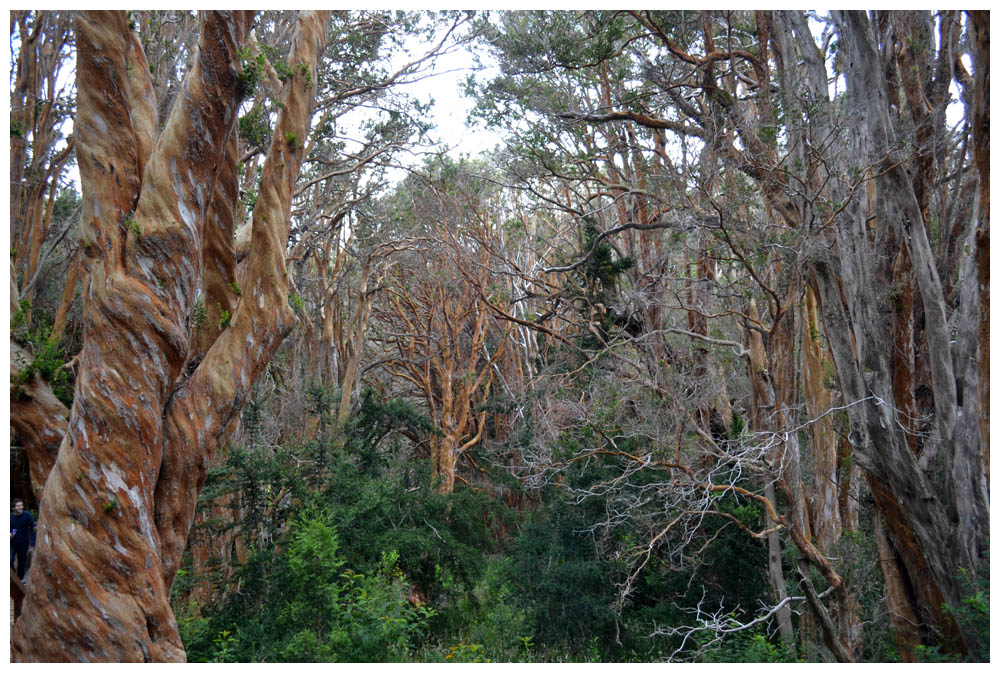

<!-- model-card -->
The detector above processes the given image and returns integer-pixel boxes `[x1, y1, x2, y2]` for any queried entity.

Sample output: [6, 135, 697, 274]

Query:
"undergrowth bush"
[180, 509, 432, 662]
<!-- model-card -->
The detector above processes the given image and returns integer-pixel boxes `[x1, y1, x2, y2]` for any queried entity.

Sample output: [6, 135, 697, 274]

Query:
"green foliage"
[950, 563, 990, 662]
[699, 630, 797, 663]
[181, 510, 433, 662]
[488, 389, 773, 662]
[272, 58, 294, 84]
[543, 220, 637, 353]
[218, 306, 232, 329]
[694, 498, 770, 614]
[239, 167, 262, 219]
[580, 221, 634, 297]
[296, 62, 313, 85]
[125, 217, 142, 238]
[728, 410, 745, 439]
[481, 11, 634, 81]
[916, 548, 990, 662]
[228, 281, 241, 297]
[444, 642, 489, 662]
[422, 556, 533, 662]
[757, 123, 778, 148]
[315, 452, 495, 605]
[11, 298, 32, 336]
[10, 300, 74, 406]
[182, 389, 500, 661]
[235, 47, 267, 100]
[914, 643, 960, 663]
[343, 388, 436, 476]
[505, 496, 623, 657]
[239, 107, 270, 150]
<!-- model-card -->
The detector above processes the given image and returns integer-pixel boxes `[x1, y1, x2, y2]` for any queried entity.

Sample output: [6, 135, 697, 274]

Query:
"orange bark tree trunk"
[11, 10, 329, 662]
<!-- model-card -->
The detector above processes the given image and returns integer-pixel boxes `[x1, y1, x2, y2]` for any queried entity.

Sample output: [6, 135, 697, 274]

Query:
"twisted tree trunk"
[12, 10, 329, 662]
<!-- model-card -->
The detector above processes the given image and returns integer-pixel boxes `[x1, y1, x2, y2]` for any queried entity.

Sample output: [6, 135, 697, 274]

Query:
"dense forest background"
[8, 10, 989, 662]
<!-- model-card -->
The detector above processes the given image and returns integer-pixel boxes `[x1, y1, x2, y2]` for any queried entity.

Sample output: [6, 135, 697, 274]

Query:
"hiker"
[10, 498, 35, 581]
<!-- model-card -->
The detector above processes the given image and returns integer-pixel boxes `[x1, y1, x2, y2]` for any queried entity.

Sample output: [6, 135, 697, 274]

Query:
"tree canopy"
[9, 10, 989, 663]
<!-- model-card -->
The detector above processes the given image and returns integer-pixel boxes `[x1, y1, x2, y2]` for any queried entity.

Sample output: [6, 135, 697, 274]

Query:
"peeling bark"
[12, 10, 329, 662]
[873, 510, 921, 661]
[155, 8, 329, 592]
[10, 343, 69, 497]
[828, 11, 987, 644]
[759, 10, 988, 655]
[967, 10, 989, 482]
[801, 287, 839, 549]
[190, 125, 240, 362]
[12, 11, 250, 662]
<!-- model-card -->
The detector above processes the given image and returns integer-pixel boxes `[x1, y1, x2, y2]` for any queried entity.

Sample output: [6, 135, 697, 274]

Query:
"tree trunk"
[967, 11, 988, 483]
[764, 482, 795, 645]
[873, 509, 921, 661]
[336, 258, 376, 425]
[801, 286, 840, 550]
[13, 11, 203, 660]
[746, 300, 794, 646]
[822, 12, 987, 652]
[12, 10, 330, 662]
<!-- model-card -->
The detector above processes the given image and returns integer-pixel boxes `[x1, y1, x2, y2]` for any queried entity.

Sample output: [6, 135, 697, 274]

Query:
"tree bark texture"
[757, 10, 988, 654]
[10, 344, 69, 497]
[873, 509, 921, 662]
[12, 10, 330, 662]
[612, 9, 986, 657]
[821, 11, 987, 651]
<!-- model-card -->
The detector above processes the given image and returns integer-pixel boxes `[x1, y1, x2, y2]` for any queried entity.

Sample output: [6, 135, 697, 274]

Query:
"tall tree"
[12, 10, 329, 662]
[10, 11, 76, 311]
[372, 162, 514, 494]
[468, 8, 988, 660]
[813, 10, 988, 655]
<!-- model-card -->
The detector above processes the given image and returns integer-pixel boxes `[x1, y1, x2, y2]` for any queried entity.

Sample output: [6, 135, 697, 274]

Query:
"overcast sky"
[388, 17, 503, 163]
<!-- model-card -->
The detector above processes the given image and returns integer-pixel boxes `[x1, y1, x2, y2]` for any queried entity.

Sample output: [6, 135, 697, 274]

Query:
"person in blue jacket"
[10, 498, 35, 581]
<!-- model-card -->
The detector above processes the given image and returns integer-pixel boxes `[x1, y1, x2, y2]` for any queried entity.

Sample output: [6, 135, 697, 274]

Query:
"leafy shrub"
[442, 642, 489, 662]
[181, 510, 432, 662]
[699, 630, 797, 663]
[421, 555, 533, 662]
[316, 453, 495, 607]
[505, 498, 623, 659]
